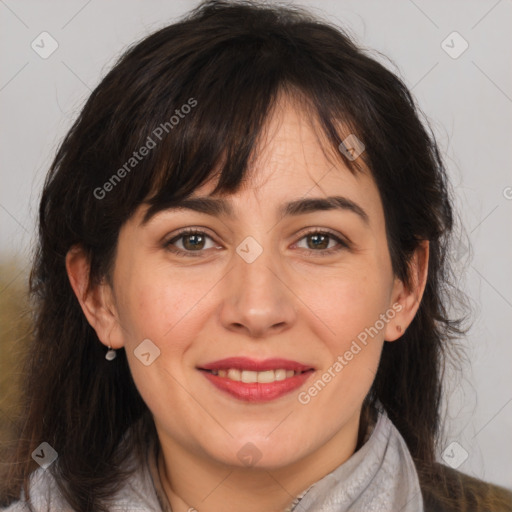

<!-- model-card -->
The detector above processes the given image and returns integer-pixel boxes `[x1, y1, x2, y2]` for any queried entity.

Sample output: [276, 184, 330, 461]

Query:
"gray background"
[1, 0, 511, 488]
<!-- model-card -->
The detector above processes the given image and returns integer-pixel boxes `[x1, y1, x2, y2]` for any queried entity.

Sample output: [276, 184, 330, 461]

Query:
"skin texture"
[66, 94, 429, 512]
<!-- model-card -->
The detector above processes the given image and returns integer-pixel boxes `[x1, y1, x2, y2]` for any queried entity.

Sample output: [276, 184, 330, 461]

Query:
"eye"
[164, 228, 350, 258]
[164, 229, 220, 256]
[294, 229, 349, 256]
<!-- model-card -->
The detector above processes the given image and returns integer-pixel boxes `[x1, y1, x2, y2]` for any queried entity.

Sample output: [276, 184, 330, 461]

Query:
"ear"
[384, 240, 429, 342]
[65, 244, 124, 349]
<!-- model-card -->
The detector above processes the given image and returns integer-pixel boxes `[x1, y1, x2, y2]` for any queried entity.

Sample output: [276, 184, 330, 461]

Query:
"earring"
[105, 345, 117, 361]
[396, 325, 402, 333]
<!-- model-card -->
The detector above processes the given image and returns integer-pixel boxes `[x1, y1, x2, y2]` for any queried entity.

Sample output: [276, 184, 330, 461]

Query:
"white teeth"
[241, 370, 258, 383]
[227, 368, 241, 381]
[274, 369, 287, 381]
[209, 368, 304, 383]
[258, 370, 277, 383]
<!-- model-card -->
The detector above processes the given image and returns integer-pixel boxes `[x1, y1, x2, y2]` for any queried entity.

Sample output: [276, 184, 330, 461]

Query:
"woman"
[1, 1, 511, 511]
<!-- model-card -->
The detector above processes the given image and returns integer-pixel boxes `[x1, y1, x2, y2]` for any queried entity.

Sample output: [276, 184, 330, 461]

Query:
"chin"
[214, 439, 305, 471]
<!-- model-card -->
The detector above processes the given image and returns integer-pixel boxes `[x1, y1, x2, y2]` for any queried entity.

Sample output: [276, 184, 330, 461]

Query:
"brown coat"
[420, 462, 512, 511]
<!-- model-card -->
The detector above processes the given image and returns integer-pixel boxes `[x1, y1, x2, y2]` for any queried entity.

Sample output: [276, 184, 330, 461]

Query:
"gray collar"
[283, 407, 424, 511]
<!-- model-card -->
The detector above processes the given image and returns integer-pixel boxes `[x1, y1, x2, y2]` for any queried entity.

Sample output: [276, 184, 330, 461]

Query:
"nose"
[218, 244, 297, 338]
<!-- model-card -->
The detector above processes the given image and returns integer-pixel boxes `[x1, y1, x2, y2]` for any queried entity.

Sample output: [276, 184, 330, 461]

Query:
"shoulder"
[0, 467, 66, 511]
[0, 501, 25, 512]
[419, 462, 512, 512]
[0, 456, 161, 512]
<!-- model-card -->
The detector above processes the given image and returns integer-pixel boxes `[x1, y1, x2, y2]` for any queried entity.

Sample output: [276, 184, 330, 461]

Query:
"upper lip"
[198, 357, 315, 372]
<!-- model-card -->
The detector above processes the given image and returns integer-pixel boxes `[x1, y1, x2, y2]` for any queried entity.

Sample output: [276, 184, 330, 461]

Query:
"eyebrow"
[141, 195, 369, 226]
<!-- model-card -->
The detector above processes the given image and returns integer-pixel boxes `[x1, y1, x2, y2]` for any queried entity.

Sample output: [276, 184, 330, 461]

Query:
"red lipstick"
[198, 357, 315, 403]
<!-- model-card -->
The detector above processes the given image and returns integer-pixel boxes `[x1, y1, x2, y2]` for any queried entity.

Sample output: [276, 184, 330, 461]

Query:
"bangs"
[142, 82, 365, 225]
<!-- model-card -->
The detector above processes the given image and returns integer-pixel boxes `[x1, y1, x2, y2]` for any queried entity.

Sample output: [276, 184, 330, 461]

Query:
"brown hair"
[1, 1, 477, 510]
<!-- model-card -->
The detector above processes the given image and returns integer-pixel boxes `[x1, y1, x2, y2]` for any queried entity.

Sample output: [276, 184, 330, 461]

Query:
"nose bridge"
[237, 236, 280, 295]
[219, 233, 296, 337]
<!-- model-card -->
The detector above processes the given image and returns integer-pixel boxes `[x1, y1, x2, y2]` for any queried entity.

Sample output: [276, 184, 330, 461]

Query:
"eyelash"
[163, 228, 350, 258]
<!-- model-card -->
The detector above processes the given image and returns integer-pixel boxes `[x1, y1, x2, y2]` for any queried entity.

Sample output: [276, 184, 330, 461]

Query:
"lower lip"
[199, 369, 315, 403]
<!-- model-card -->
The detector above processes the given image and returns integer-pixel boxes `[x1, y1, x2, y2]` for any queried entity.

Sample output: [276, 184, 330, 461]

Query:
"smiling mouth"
[198, 368, 314, 383]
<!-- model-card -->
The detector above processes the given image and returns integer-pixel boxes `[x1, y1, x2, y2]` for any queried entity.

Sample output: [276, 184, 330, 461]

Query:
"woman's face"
[83, 96, 414, 471]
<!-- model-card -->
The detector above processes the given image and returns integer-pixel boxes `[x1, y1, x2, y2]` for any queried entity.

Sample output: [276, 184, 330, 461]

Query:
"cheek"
[299, 274, 388, 412]
[117, 264, 217, 354]
[118, 267, 214, 414]
[303, 264, 391, 343]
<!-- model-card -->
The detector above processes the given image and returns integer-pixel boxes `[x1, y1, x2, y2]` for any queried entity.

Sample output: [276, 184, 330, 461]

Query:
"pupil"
[309, 234, 328, 250]
[184, 234, 204, 250]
